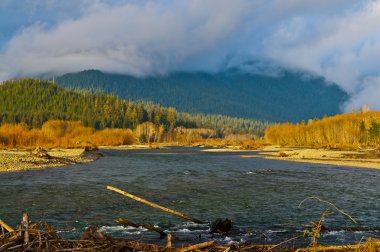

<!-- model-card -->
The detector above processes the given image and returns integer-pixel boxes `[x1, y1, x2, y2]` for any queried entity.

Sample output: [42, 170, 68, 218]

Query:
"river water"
[0, 147, 379, 246]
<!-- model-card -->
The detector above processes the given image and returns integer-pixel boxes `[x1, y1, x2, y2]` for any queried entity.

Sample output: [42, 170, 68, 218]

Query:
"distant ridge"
[56, 69, 349, 122]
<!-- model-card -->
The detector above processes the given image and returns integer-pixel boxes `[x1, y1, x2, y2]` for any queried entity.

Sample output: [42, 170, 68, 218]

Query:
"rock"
[211, 218, 232, 234]
[82, 226, 109, 241]
[278, 152, 289, 157]
[84, 145, 98, 151]
[80, 148, 104, 159]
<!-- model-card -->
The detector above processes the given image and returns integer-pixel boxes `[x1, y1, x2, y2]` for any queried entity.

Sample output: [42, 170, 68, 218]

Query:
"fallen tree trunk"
[107, 186, 206, 224]
[178, 241, 215, 252]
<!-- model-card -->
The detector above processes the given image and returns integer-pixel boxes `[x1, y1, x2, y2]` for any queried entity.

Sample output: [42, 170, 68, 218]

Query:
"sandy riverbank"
[201, 147, 253, 152]
[242, 145, 380, 169]
[3, 144, 379, 172]
[0, 148, 102, 172]
[100, 144, 165, 150]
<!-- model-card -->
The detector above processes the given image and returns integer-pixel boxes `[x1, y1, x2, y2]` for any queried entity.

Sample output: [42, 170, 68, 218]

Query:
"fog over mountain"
[1, 0, 380, 110]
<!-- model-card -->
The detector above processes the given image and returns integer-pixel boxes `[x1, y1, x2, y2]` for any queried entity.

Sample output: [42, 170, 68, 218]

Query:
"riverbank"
[0, 148, 102, 172]
[202, 147, 253, 152]
[3, 144, 380, 172]
[126, 144, 380, 169]
[2, 220, 379, 252]
[100, 144, 168, 149]
[245, 145, 380, 169]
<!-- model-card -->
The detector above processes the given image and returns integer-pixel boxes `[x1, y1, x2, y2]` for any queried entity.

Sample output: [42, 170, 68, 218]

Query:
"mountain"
[55, 69, 349, 122]
[0, 79, 268, 135]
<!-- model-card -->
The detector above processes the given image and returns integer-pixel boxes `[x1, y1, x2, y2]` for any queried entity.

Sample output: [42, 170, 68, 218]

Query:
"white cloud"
[0, 0, 251, 77]
[261, 0, 380, 110]
[348, 76, 380, 111]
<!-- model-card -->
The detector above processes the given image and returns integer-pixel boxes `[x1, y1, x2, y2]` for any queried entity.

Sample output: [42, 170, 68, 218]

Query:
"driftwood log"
[0, 219, 14, 233]
[107, 186, 206, 224]
[31, 146, 52, 159]
[295, 237, 380, 251]
[21, 213, 29, 244]
[166, 233, 172, 251]
[179, 241, 215, 252]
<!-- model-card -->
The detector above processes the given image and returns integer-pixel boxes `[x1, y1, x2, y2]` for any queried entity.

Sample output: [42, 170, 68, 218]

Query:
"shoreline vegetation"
[260, 109, 380, 169]
[1, 112, 380, 171]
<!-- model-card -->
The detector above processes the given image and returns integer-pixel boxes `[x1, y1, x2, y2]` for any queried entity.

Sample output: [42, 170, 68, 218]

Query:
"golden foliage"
[265, 112, 380, 147]
[173, 127, 216, 144]
[170, 128, 263, 149]
[0, 123, 33, 147]
[92, 128, 134, 146]
[0, 120, 262, 149]
[0, 120, 135, 148]
[134, 122, 159, 143]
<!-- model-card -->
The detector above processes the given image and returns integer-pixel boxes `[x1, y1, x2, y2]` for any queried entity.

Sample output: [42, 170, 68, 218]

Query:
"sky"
[0, 0, 380, 110]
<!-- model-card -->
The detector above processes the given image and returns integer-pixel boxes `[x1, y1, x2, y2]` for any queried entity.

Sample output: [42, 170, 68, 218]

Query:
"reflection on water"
[0, 147, 379, 245]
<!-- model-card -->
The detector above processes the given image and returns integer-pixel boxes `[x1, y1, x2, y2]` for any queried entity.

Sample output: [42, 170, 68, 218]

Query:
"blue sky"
[1, 0, 380, 110]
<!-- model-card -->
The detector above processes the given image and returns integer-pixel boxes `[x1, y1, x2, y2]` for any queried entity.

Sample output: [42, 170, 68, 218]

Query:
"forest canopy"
[56, 69, 348, 122]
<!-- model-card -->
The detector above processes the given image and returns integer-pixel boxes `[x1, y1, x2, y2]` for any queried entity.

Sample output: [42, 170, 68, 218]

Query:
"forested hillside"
[56, 69, 348, 122]
[0, 79, 268, 136]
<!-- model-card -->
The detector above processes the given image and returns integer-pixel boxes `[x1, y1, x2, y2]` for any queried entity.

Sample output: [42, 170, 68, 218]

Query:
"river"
[0, 147, 379, 246]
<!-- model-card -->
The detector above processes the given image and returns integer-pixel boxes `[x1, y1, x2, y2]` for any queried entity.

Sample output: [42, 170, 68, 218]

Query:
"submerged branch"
[298, 196, 358, 225]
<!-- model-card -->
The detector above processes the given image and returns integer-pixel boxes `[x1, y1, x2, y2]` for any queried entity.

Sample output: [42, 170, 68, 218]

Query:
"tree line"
[265, 111, 380, 147]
